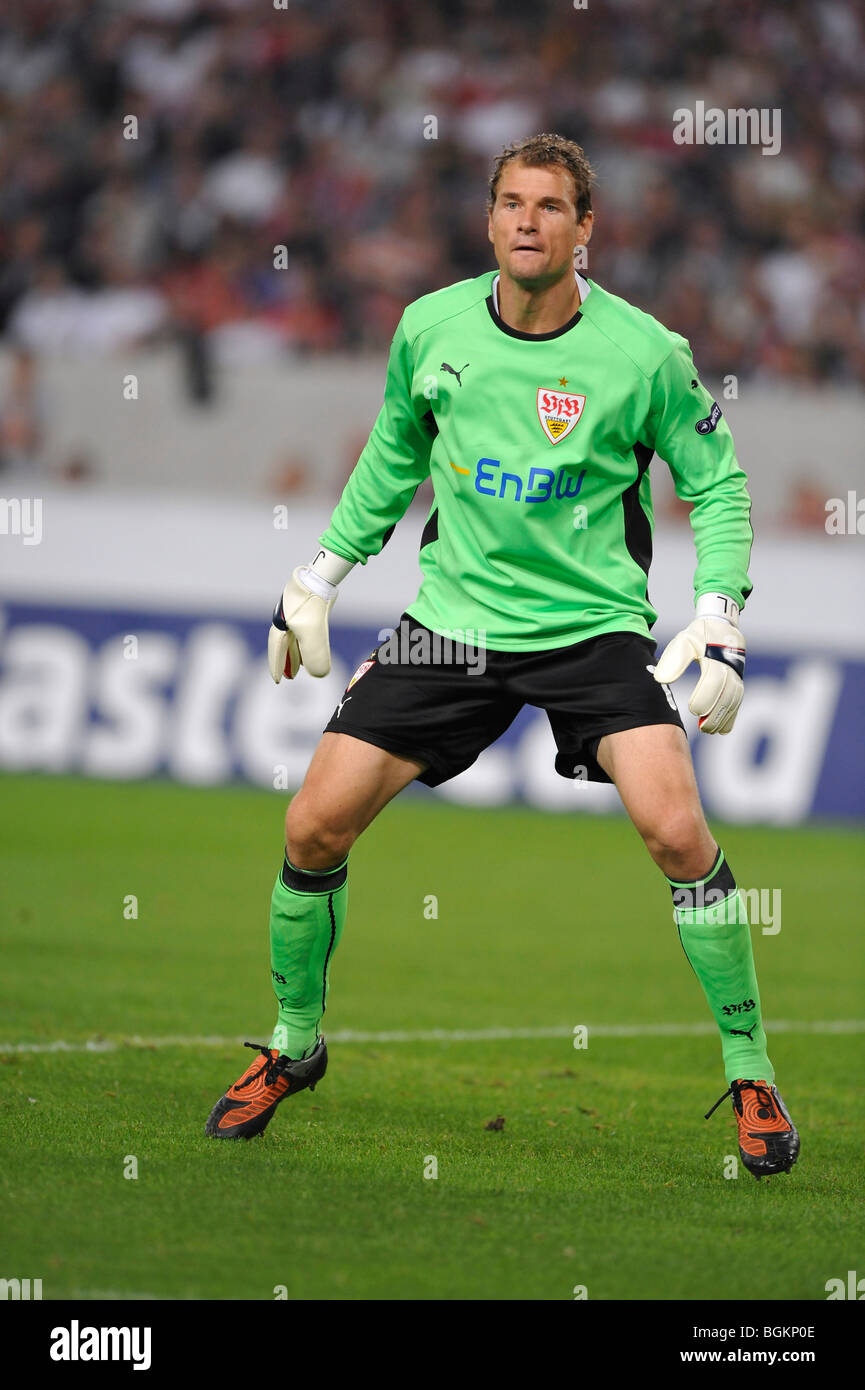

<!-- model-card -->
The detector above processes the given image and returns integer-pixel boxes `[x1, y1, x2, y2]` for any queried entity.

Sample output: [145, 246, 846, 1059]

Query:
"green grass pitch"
[1, 772, 863, 1301]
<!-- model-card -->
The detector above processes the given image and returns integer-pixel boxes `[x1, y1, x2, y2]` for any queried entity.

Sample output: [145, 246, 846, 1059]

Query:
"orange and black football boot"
[205, 1036, 327, 1140]
[705, 1078, 799, 1178]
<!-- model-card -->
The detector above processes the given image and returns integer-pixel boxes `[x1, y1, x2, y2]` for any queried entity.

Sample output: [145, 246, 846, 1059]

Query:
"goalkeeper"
[206, 132, 799, 1180]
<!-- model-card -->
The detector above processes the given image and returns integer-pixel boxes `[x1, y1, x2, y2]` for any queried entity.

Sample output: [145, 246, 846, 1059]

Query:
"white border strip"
[2, 1020, 863, 1054]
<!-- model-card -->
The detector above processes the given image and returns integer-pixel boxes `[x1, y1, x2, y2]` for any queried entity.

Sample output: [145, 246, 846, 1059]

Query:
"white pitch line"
[1, 1020, 864, 1055]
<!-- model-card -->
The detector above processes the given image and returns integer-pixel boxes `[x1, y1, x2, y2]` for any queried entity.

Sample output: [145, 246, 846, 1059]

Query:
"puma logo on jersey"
[335, 695, 352, 718]
[441, 361, 469, 387]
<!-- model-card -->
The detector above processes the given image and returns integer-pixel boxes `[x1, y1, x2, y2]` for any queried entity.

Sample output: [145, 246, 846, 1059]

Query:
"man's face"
[487, 161, 593, 289]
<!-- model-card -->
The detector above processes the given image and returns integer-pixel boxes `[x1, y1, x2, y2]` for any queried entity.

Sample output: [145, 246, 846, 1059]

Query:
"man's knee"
[641, 806, 714, 877]
[285, 796, 355, 870]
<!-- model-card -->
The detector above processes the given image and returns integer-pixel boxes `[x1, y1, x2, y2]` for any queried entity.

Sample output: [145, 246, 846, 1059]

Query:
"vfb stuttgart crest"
[536, 387, 586, 445]
[346, 658, 375, 691]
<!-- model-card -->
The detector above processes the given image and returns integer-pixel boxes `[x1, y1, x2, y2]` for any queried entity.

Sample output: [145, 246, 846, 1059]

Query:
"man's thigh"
[515, 631, 685, 784]
[595, 723, 713, 857]
[290, 731, 426, 842]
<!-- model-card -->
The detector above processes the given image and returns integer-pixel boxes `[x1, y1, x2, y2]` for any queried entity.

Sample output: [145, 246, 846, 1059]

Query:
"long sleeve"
[319, 315, 435, 564]
[646, 336, 753, 608]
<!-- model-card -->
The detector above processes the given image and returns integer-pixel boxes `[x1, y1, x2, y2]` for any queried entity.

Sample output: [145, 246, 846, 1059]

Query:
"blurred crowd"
[0, 0, 864, 475]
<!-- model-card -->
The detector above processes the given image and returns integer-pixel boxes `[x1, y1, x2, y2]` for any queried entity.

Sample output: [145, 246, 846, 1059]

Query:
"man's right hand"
[267, 566, 338, 682]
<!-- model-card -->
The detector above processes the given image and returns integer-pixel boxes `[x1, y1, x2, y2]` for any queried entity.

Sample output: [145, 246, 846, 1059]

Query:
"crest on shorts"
[346, 658, 374, 691]
[536, 387, 586, 445]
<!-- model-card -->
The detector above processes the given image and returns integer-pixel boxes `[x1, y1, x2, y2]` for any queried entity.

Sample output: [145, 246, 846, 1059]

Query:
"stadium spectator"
[0, 0, 861, 386]
[0, 347, 43, 475]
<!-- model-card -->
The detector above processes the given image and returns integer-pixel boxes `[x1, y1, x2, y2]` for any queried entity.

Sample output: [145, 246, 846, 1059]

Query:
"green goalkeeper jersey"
[319, 269, 753, 651]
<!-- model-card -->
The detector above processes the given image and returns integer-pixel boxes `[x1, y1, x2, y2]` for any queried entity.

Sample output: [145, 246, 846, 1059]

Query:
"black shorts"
[323, 614, 684, 787]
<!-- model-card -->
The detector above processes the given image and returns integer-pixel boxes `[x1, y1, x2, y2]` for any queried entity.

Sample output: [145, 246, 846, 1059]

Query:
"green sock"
[668, 849, 774, 1085]
[268, 854, 348, 1060]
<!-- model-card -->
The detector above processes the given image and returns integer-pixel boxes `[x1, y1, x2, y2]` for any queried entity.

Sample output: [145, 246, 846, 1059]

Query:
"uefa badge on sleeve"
[536, 387, 586, 445]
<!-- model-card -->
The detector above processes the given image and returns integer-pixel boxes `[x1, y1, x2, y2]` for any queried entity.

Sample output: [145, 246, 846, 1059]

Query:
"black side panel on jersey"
[622, 442, 654, 591]
[420, 507, 439, 549]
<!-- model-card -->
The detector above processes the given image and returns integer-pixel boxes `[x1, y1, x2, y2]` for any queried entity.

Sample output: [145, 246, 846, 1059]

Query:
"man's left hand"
[653, 614, 746, 734]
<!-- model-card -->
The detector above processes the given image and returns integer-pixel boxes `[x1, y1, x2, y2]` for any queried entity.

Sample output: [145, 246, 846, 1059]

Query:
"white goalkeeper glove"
[653, 594, 746, 735]
[267, 549, 354, 682]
